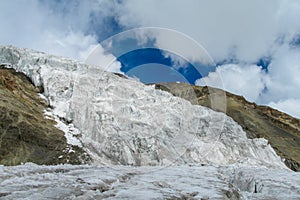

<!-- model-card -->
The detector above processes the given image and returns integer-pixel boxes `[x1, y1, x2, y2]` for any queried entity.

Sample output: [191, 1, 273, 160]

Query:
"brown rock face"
[0, 68, 89, 165]
[154, 82, 300, 171]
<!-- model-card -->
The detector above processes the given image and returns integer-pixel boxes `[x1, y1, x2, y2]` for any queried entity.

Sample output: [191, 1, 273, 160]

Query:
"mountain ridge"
[154, 82, 300, 171]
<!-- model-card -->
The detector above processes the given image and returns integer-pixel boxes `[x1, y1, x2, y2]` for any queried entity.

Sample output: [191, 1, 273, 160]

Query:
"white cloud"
[0, 0, 122, 73]
[162, 51, 188, 70]
[152, 29, 213, 65]
[262, 46, 300, 103]
[0, 0, 121, 62]
[41, 31, 99, 61]
[118, 0, 300, 63]
[85, 44, 122, 74]
[196, 64, 268, 102]
[0, 1, 46, 47]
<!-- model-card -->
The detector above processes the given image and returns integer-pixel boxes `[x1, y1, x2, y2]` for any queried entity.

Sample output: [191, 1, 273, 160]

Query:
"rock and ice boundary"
[0, 46, 299, 199]
[0, 46, 287, 168]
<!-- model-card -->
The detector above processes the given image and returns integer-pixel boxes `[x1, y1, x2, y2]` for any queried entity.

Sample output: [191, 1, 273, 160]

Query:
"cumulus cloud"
[152, 29, 213, 65]
[0, 1, 90, 60]
[262, 46, 300, 103]
[0, 0, 122, 72]
[196, 64, 268, 102]
[118, 0, 300, 63]
[0, 0, 122, 61]
[85, 44, 122, 74]
[262, 46, 300, 118]
[40, 31, 98, 61]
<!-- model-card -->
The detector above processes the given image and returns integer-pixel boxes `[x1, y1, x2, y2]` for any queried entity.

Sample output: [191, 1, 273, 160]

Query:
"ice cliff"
[0, 46, 286, 168]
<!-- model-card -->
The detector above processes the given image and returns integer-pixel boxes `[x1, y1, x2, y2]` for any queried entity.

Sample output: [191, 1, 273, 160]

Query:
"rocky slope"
[0, 67, 89, 165]
[154, 82, 300, 171]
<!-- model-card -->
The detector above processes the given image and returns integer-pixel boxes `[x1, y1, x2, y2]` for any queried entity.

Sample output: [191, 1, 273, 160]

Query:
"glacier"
[0, 163, 299, 200]
[0, 46, 287, 168]
[0, 46, 299, 199]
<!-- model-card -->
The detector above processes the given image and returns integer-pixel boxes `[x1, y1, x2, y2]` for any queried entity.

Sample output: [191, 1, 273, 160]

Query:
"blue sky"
[0, 0, 299, 118]
[117, 48, 213, 84]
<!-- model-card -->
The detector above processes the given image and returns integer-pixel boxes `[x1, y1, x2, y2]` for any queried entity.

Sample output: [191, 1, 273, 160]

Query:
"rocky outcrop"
[0, 67, 89, 165]
[154, 82, 300, 171]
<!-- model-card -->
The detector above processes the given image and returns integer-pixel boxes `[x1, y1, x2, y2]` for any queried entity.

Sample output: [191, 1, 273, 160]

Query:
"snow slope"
[0, 46, 287, 168]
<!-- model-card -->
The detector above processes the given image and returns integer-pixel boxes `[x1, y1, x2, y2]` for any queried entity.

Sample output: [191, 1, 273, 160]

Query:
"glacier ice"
[0, 163, 299, 199]
[0, 45, 288, 168]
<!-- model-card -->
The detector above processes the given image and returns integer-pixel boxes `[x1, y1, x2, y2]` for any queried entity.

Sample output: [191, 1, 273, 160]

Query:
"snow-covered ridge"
[0, 46, 287, 168]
